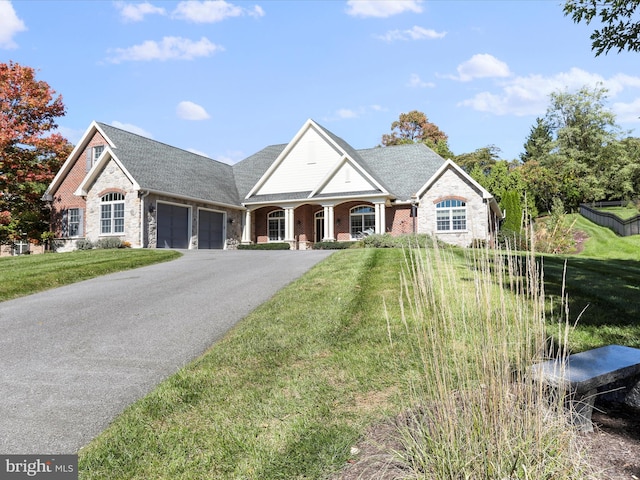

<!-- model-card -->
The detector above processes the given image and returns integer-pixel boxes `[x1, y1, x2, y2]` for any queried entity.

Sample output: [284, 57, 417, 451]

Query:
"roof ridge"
[96, 121, 231, 167]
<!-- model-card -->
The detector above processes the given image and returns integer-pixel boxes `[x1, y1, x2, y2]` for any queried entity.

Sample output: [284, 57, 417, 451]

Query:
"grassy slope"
[542, 214, 640, 350]
[0, 249, 181, 301]
[79, 249, 421, 479]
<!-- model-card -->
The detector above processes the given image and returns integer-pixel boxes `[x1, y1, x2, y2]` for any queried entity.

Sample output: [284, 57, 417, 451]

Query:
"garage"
[198, 209, 225, 249]
[157, 203, 190, 249]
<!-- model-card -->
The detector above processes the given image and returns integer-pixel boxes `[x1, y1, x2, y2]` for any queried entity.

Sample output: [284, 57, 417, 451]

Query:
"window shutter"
[61, 209, 68, 237]
[86, 149, 92, 172]
[78, 208, 84, 237]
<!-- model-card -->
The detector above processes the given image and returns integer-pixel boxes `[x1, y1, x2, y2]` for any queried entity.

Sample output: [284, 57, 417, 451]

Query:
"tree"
[564, 0, 640, 56]
[382, 110, 452, 157]
[520, 117, 553, 163]
[522, 85, 632, 211]
[0, 61, 73, 246]
[454, 145, 501, 175]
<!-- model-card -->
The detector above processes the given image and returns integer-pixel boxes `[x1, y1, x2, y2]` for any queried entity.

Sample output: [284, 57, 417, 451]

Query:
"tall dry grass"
[391, 237, 593, 479]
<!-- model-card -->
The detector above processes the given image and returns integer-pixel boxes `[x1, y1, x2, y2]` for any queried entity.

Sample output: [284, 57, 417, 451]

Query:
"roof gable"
[95, 123, 241, 207]
[312, 157, 381, 196]
[246, 119, 387, 200]
[416, 159, 490, 199]
[44, 121, 111, 198]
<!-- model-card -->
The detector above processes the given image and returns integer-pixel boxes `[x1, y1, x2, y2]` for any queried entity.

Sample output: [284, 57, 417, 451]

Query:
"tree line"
[383, 84, 640, 221]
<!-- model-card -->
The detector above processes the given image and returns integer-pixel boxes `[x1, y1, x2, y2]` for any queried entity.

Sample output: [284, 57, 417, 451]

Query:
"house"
[43, 119, 502, 251]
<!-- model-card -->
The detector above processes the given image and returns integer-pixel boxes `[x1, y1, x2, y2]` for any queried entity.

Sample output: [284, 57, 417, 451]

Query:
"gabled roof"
[96, 123, 240, 207]
[358, 143, 446, 200]
[46, 122, 242, 208]
[47, 119, 498, 213]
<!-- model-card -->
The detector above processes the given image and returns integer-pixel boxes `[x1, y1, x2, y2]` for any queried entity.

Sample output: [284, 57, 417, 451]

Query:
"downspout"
[139, 190, 150, 248]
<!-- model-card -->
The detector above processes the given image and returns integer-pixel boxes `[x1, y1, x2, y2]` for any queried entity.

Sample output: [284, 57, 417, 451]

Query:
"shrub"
[75, 238, 94, 250]
[535, 198, 577, 254]
[95, 237, 124, 249]
[312, 241, 356, 250]
[361, 233, 438, 249]
[237, 242, 290, 250]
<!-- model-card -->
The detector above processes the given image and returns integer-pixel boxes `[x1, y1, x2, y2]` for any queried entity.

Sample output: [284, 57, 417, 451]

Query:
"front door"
[315, 211, 324, 242]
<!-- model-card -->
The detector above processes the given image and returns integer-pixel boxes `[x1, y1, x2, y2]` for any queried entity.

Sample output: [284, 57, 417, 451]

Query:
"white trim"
[197, 206, 227, 250]
[246, 119, 318, 198]
[45, 121, 107, 197]
[156, 200, 193, 250]
[74, 149, 139, 196]
[246, 119, 388, 200]
[309, 155, 388, 198]
[415, 159, 492, 200]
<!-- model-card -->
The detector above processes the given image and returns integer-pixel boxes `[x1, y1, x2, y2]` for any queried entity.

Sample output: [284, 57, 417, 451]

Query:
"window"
[93, 145, 104, 164]
[101, 192, 125, 234]
[86, 145, 105, 172]
[66, 208, 82, 237]
[267, 210, 285, 241]
[436, 199, 466, 231]
[350, 205, 375, 238]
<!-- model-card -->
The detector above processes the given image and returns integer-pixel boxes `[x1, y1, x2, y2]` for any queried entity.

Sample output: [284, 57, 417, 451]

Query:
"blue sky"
[2, 0, 639, 164]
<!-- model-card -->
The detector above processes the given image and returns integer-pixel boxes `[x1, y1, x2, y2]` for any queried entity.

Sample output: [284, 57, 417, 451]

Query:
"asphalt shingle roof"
[98, 122, 240, 206]
[96, 121, 447, 207]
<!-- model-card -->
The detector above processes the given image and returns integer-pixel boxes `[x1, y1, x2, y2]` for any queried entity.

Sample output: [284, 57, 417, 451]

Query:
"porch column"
[242, 210, 252, 243]
[284, 207, 295, 242]
[374, 202, 386, 234]
[323, 205, 335, 241]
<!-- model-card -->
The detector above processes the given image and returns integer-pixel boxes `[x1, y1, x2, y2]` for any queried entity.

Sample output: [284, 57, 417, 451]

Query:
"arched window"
[436, 199, 466, 231]
[267, 210, 285, 241]
[101, 192, 125, 234]
[350, 205, 375, 238]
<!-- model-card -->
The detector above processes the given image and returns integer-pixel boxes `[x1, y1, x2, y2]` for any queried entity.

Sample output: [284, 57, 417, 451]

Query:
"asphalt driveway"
[0, 249, 333, 454]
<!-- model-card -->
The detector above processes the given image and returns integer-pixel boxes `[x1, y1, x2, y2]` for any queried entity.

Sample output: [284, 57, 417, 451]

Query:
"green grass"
[541, 214, 640, 351]
[0, 249, 181, 302]
[4, 220, 639, 478]
[597, 205, 640, 220]
[79, 249, 421, 479]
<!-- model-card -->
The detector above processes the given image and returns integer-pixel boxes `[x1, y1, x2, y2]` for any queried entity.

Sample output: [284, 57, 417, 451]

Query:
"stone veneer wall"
[418, 168, 489, 247]
[145, 195, 243, 249]
[85, 159, 140, 246]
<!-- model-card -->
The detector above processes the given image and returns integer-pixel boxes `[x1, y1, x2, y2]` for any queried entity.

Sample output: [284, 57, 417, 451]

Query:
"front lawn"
[0, 249, 181, 302]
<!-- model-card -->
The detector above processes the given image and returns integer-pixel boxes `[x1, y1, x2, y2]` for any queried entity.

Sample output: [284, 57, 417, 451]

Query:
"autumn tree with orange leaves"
[381, 110, 453, 158]
[0, 61, 72, 247]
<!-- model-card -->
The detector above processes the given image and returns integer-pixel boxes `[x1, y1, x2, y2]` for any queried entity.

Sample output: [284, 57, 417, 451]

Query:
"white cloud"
[337, 109, 359, 119]
[408, 73, 435, 88]
[325, 105, 386, 122]
[0, 0, 26, 49]
[453, 54, 511, 82]
[107, 36, 223, 63]
[346, 0, 422, 18]
[111, 121, 153, 138]
[215, 149, 245, 164]
[177, 101, 211, 120]
[115, 1, 166, 22]
[376, 26, 445, 42]
[613, 98, 640, 123]
[172, 0, 264, 23]
[458, 67, 640, 117]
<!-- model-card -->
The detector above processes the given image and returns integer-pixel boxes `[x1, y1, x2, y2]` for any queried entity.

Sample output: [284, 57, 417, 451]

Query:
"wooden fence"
[580, 201, 640, 236]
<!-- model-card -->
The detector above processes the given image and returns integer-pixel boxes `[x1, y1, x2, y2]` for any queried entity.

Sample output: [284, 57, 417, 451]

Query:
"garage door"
[198, 210, 224, 249]
[157, 203, 190, 249]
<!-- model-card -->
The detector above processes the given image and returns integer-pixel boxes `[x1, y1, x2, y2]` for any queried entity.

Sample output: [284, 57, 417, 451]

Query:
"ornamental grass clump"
[392, 236, 593, 479]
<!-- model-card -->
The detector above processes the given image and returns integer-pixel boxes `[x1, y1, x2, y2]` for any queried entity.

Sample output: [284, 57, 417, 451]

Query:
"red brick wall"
[50, 132, 108, 236]
[387, 205, 414, 235]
